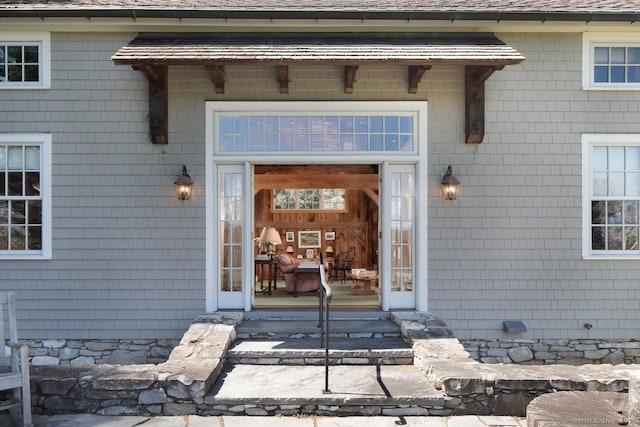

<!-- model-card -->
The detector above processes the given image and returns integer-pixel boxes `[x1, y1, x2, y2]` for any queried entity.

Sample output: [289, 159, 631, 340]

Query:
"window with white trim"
[0, 32, 51, 89]
[583, 134, 640, 258]
[583, 33, 640, 90]
[273, 188, 345, 211]
[0, 134, 51, 259]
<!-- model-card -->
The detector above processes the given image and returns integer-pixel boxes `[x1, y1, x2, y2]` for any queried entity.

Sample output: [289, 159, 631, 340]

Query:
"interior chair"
[332, 248, 355, 284]
[274, 253, 321, 295]
[0, 292, 31, 427]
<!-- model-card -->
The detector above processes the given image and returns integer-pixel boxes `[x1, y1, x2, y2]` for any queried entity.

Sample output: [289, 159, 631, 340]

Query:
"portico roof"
[111, 33, 525, 66]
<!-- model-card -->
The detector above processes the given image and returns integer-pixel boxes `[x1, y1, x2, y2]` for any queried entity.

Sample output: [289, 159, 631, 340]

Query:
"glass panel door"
[383, 164, 416, 308]
[217, 165, 246, 308]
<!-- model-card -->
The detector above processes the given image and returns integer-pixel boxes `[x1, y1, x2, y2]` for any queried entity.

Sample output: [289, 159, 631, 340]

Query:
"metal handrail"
[318, 253, 332, 394]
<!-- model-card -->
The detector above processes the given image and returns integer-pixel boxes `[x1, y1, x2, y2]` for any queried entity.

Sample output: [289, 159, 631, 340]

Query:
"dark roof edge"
[1, 9, 640, 23]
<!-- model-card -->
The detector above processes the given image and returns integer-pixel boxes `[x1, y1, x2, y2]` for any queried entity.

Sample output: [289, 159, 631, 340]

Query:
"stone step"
[205, 364, 450, 417]
[228, 336, 413, 365]
[243, 309, 392, 321]
[235, 319, 403, 340]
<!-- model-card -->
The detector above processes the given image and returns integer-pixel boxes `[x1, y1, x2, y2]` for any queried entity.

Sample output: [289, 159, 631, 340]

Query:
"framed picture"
[325, 231, 335, 241]
[305, 249, 315, 259]
[298, 230, 321, 248]
[285, 231, 294, 242]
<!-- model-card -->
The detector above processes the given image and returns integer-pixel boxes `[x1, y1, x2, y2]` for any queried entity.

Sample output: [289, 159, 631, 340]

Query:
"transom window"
[583, 33, 640, 90]
[0, 134, 51, 259]
[583, 134, 640, 258]
[273, 189, 345, 211]
[0, 32, 50, 89]
[217, 114, 415, 153]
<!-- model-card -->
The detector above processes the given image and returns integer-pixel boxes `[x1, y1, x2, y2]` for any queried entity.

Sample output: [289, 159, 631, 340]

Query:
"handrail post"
[318, 253, 331, 394]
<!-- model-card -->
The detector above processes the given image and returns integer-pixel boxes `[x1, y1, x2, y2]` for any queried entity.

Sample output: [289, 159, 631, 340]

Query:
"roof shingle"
[2, 0, 640, 20]
[111, 33, 525, 66]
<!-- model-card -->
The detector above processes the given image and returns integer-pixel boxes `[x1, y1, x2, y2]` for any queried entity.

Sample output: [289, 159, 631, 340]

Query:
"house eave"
[1, 9, 640, 24]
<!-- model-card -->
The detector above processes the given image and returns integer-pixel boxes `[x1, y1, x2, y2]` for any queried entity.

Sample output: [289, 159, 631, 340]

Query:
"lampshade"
[285, 246, 294, 254]
[259, 227, 282, 245]
[325, 246, 334, 254]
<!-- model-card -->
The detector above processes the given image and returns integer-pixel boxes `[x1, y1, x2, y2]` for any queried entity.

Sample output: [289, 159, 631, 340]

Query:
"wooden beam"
[132, 65, 168, 144]
[205, 65, 225, 94]
[254, 173, 378, 191]
[362, 188, 379, 206]
[408, 65, 431, 94]
[465, 65, 504, 144]
[344, 66, 359, 94]
[277, 65, 289, 94]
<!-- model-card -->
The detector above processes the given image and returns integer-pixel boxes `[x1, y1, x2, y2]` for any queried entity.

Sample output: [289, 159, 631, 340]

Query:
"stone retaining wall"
[461, 339, 640, 365]
[29, 312, 242, 417]
[28, 339, 180, 366]
[22, 311, 640, 418]
[396, 312, 636, 417]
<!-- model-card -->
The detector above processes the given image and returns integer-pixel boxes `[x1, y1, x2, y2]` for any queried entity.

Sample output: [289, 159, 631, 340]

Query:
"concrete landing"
[206, 364, 445, 407]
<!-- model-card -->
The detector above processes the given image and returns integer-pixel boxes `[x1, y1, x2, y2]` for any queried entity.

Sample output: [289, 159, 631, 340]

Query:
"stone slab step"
[206, 364, 448, 416]
[243, 309, 392, 321]
[236, 319, 402, 339]
[228, 337, 413, 365]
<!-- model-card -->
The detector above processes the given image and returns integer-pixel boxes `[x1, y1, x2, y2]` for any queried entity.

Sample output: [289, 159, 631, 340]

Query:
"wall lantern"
[174, 165, 193, 200]
[441, 165, 460, 200]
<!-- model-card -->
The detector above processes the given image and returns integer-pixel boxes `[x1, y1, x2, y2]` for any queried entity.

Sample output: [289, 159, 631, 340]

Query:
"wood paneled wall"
[255, 165, 378, 269]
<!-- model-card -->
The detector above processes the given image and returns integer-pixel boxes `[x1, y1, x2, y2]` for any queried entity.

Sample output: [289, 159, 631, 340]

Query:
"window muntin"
[583, 33, 640, 90]
[0, 32, 50, 89]
[0, 137, 50, 258]
[273, 189, 345, 211]
[217, 114, 415, 153]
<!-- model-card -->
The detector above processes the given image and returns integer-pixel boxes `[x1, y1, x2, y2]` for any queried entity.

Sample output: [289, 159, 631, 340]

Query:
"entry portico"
[111, 34, 525, 314]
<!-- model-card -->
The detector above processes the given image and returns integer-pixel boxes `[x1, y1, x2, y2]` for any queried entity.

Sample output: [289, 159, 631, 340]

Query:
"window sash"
[584, 135, 640, 257]
[593, 45, 640, 84]
[0, 32, 50, 89]
[0, 135, 50, 259]
[583, 34, 640, 90]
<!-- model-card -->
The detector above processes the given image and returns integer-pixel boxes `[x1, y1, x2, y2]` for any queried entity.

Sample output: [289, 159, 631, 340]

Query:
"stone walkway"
[29, 414, 528, 426]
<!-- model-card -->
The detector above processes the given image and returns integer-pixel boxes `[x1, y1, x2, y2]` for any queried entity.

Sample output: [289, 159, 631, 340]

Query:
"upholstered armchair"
[273, 253, 321, 295]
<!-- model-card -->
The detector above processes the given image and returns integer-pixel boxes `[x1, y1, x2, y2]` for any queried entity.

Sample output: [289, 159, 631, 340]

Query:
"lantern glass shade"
[441, 165, 460, 200]
[174, 165, 193, 200]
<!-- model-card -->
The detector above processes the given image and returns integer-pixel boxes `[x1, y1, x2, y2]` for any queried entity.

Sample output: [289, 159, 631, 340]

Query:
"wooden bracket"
[408, 65, 431, 94]
[277, 65, 289, 94]
[344, 66, 359, 94]
[206, 65, 225, 94]
[465, 65, 504, 144]
[132, 64, 168, 144]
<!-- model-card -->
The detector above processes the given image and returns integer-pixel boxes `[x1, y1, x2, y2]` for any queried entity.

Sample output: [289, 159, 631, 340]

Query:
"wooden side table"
[254, 257, 276, 295]
[351, 270, 378, 295]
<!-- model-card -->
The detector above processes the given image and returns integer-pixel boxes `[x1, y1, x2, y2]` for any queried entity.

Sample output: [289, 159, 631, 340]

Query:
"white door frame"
[205, 101, 428, 312]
